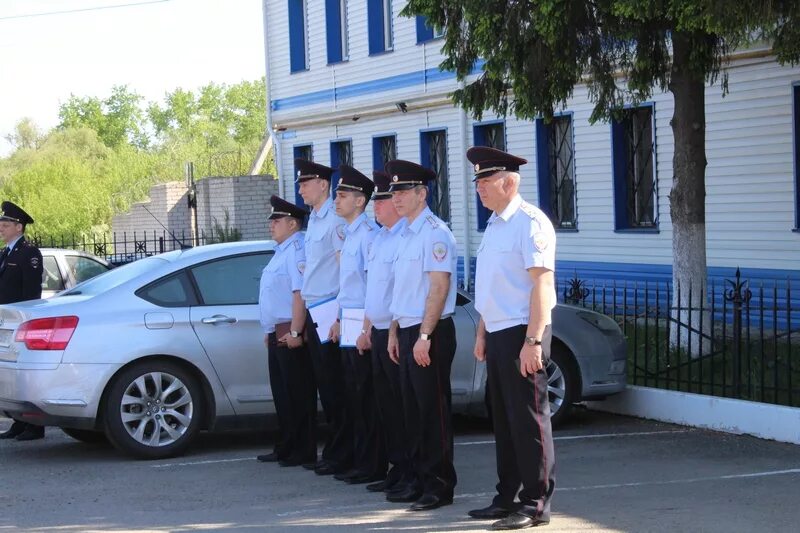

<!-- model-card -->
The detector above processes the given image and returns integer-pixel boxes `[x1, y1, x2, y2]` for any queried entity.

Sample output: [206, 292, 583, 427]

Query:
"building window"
[325, 0, 348, 64]
[473, 122, 505, 231]
[372, 135, 396, 171]
[794, 84, 800, 230]
[330, 139, 352, 195]
[612, 105, 657, 229]
[293, 144, 312, 208]
[288, 0, 308, 73]
[421, 130, 450, 223]
[536, 115, 576, 229]
[367, 0, 392, 55]
[416, 16, 443, 43]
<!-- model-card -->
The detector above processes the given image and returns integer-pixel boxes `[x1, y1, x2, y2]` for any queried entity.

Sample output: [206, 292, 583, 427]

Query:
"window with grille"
[612, 105, 657, 229]
[421, 130, 450, 223]
[536, 115, 576, 229]
[330, 140, 352, 195]
[325, 0, 348, 63]
[473, 122, 505, 231]
[372, 135, 396, 171]
[793, 84, 800, 230]
[293, 144, 312, 208]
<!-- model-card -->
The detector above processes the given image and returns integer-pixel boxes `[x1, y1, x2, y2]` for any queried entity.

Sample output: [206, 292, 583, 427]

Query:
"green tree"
[58, 85, 149, 149]
[403, 0, 800, 351]
[4, 118, 43, 151]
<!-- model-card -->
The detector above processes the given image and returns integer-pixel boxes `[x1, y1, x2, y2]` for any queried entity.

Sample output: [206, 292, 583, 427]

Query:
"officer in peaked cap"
[0, 201, 45, 442]
[466, 146, 557, 530]
[384, 159, 458, 511]
[257, 195, 316, 466]
[294, 158, 354, 476]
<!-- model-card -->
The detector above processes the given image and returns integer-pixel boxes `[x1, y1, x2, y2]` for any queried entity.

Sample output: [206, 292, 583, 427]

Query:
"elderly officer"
[466, 147, 557, 530]
[328, 165, 384, 484]
[360, 171, 412, 495]
[0, 201, 45, 441]
[256, 195, 316, 467]
[296, 158, 352, 475]
[385, 159, 458, 511]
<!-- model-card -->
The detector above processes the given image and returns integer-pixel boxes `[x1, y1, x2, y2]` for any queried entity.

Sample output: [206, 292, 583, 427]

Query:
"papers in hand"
[339, 308, 365, 348]
[308, 298, 338, 344]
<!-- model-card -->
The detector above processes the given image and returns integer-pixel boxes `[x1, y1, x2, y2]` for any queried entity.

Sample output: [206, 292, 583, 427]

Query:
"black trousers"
[268, 332, 317, 460]
[371, 327, 409, 481]
[341, 346, 385, 475]
[305, 310, 352, 467]
[485, 324, 556, 519]
[398, 317, 457, 498]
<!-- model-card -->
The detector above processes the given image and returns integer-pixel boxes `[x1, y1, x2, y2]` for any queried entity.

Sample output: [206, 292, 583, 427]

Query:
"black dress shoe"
[256, 451, 283, 462]
[469, 503, 514, 520]
[0, 421, 27, 439]
[491, 512, 550, 530]
[334, 468, 364, 481]
[366, 479, 391, 492]
[386, 487, 422, 503]
[315, 462, 339, 476]
[15, 425, 44, 441]
[408, 493, 453, 512]
[303, 459, 325, 470]
[346, 472, 384, 485]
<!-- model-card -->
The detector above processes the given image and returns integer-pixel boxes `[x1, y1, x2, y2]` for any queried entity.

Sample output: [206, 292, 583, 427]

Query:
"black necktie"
[0, 247, 8, 269]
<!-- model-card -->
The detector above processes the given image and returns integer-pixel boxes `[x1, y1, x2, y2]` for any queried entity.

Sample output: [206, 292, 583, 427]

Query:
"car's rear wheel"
[103, 361, 202, 459]
[547, 346, 578, 427]
[61, 428, 108, 444]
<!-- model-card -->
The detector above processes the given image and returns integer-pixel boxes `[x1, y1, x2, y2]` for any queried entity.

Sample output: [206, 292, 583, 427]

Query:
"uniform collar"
[311, 198, 333, 219]
[5, 235, 23, 251]
[489, 194, 523, 224]
[345, 212, 368, 235]
[385, 218, 406, 235]
[276, 231, 301, 252]
[407, 206, 434, 235]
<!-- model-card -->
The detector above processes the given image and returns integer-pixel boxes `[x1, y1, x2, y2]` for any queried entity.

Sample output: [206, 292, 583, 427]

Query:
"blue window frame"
[330, 139, 352, 196]
[536, 114, 577, 229]
[325, 0, 348, 64]
[420, 129, 450, 223]
[793, 83, 800, 230]
[611, 104, 658, 230]
[416, 15, 443, 44]
[367, 0, 393, 55]
[288, 0, 308, 73]
[473, 121, 506, 231]
[293, 144, 312, 208]
[372, 134, 396, 172]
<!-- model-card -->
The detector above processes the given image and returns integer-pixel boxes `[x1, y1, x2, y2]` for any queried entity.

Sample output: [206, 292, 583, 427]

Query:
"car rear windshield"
[60, 255, 173, 296]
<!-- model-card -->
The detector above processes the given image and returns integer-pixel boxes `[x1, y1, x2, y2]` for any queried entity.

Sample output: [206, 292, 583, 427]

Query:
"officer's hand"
[519, 344, 544, 377]
[413, 338, 431, 367]
[474, 335, 486, 362]
[328, 321, 340, 343]
[285, 334, 303, 349]
[388, 335, 399, 365]
[356, 332, 371, 355]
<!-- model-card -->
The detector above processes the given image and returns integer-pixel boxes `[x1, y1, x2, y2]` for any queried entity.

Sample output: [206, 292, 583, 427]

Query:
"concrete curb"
[586, 385, 800, 445]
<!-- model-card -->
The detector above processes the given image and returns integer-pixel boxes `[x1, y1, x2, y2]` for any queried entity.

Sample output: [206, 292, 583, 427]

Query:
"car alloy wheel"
[120, 371, 194, 447]
[546, 347, 577, 426]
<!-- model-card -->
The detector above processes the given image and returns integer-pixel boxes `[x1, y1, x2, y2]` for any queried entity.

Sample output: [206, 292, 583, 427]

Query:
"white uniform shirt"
[475, 194, 557, 333]
[364, 218, 406, 329]
[390, 206, 457, 329]
[259, 231, 305, 333]
[301, 197, 346, 304]
[337, 212, 379, 309]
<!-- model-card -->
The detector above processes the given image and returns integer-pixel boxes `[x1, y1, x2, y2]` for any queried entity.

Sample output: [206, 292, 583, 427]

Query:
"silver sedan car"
[0, 241, 626, 459]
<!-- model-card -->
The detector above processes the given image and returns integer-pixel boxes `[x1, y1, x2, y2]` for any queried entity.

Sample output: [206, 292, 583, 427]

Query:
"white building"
[262, 0, 800, 297]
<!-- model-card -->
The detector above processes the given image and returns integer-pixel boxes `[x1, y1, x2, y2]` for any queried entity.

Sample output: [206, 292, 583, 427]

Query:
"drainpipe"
[262, 0, 284, 199]
[458, 80, 471, 292]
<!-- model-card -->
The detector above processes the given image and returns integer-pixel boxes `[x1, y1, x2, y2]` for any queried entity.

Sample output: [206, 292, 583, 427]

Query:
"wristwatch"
[525, 336, 542, 346]
[420, 332, 431, 341]
[290, 330, 300, 338]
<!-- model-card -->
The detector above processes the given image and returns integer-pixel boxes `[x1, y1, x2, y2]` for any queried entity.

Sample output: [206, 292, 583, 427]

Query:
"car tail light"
[15, 316, 79, 350]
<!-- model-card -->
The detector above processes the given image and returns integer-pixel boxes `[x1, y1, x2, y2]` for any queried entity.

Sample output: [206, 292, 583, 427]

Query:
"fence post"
[724, 268, 752, 397]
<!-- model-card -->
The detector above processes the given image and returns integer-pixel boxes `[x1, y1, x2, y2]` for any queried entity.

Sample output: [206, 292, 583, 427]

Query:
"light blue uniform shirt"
[390, 207, 457, 329]
[337, 212, 379, 309]
[475, 194, 557, 333]
[301, 198, 346, 304]
[259, 231, 305, 334]
[364, 218, 406, 330]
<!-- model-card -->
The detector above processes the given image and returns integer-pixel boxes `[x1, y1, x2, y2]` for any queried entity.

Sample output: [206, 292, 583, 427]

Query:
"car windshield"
[60, 255, 173, 296]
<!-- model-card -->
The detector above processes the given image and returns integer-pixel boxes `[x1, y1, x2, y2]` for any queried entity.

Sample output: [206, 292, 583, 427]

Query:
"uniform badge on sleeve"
[30, 257, 40, 268]
[297, 261, 306, 274]
[534, 234, 550, 252]
[432, 242, 448, 262]
[335, 224, 345, 240]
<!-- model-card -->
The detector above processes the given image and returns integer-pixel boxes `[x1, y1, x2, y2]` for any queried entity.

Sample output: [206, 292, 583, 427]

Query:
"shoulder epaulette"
[426, 215, 439, 228]
[519, 202, 538, 219]
[293, 240, 302, 250]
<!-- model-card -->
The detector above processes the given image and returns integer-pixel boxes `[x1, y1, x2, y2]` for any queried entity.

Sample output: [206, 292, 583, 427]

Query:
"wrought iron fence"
[558, 269, 799, 408]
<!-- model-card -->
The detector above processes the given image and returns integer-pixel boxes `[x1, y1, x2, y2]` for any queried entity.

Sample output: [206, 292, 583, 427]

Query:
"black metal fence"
[557, 269, 799, 408]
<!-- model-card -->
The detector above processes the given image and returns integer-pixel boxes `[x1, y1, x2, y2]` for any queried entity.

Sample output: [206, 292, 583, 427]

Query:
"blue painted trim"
[292, 144, 313, 208]
[792, 82, 800, 230]
[416, 15, 434, 43]
[271, 60, 487, 111]
[613, 228, 660, 234]
[535, 118, 551, 220]
[473, 120, 506, 232]
[325, 0, 343, 64]
[288, 0, 307, 73]
[367, 0, 386, 55]
[420, 128, 448, 214]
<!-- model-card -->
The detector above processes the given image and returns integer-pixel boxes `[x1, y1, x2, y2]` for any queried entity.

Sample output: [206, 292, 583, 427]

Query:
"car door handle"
[201, 315, 238, 325]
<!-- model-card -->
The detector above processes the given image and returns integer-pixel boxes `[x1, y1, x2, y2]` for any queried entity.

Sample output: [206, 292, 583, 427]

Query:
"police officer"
[385, 160, 458, 511]
[256, 195, 316, 466]
[328, 165, 384, 484]
[0, 201, 45, 441]
[360, 171, 412, 495]
[296, 159, 352, 475]
[467, 147, 557, 530]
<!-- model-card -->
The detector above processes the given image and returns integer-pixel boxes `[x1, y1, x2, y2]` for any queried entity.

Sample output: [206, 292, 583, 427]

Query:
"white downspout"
[458, 80, 471, 292]
[262, 0, 283, 197]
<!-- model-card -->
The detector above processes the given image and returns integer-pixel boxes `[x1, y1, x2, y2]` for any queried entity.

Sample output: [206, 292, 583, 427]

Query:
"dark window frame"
[372, 134, 397, 172]
[325, 0, 348, 64]
[473, 120, 506, 231]
[536, 113, 577, 230]
[420, 128, 450, 223]
[288, 0, 309, 73]
[293, 144, 313, 209]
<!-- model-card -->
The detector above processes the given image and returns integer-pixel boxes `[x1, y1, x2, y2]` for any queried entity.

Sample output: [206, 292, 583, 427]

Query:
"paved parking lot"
[1, 410, 799, 532]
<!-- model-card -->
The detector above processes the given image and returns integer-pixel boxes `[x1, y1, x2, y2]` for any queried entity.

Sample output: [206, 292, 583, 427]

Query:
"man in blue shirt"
[385, 160, 458, 512]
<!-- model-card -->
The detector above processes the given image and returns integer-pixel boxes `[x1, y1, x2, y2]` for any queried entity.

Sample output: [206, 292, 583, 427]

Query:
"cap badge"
[296, 170, 301, 177]
[392, 176, 398, 182]
[474, 164, 480, 171]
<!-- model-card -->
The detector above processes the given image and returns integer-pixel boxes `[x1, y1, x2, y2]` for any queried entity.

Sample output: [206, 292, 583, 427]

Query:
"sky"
[0, 0, 266, 156]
